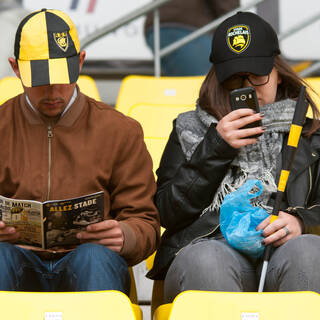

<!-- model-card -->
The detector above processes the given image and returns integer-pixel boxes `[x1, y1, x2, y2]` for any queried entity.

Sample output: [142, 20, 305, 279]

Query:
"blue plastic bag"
[220, 179, 269, 258]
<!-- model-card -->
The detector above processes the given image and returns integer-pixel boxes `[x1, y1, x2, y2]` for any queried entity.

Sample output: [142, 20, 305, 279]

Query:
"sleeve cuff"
[118, 221, 137, 259]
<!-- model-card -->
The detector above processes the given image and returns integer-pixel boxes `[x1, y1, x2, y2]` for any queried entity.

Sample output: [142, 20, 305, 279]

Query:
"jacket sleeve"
[110, 119, 160, 266]
[155, 121, 238, 232]
[294, 159, 320, 234]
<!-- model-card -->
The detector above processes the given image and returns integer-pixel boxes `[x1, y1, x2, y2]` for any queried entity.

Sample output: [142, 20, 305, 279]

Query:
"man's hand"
[257, 211, 304, 247]
[76, 219, 124, 253]
[0, 221, 20, 242]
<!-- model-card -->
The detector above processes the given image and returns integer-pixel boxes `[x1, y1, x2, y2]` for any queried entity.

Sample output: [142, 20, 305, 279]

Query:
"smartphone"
[229, 87, 262, 138]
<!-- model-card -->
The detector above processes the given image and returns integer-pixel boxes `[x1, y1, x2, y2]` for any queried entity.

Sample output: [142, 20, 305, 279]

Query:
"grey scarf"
[176, 99, 296, 213]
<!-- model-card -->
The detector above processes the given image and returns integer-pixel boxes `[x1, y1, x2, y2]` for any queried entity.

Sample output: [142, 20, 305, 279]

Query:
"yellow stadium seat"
[292, 61, 312, 73]
[116, 75, 204, 115]
[154, 290, 320, 320]
[116, 76, 203, 173]
[77, 75, 101, 101]
[304, 77, 320, 118]
[0, 74, 100, 105]
[0, 290, 142, 320]
[0, 76, 23, 105]
[116, 76, 203, 318]
[127, 103, 194, 172]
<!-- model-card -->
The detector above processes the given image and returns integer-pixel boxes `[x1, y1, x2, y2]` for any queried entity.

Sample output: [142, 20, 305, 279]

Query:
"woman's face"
[243, 67, 281, 107]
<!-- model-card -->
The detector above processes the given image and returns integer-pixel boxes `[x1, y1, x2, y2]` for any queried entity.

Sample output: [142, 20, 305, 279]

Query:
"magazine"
[0, 191, 104, 249]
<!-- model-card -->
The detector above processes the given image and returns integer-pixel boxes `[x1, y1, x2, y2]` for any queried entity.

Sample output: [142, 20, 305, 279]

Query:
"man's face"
[24, 83, 76, 118]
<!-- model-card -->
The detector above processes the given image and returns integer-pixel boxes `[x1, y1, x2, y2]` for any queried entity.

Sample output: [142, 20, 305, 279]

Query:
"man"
[0, 8, 160, 293]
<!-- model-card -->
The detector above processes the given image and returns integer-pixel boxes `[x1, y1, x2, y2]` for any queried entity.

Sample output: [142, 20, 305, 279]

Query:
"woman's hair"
[198, 55, 320, 137]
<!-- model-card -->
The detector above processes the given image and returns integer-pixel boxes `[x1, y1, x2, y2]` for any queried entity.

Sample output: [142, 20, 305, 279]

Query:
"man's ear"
[8, 57, 21, 79]
[79, 51, 86, 72]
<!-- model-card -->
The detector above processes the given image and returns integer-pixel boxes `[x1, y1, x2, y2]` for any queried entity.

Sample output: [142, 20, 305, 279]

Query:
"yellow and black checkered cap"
[14, 9, 80, 87]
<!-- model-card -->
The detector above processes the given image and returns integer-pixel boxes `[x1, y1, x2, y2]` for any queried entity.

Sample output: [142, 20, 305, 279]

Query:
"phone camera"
[240, 94, 247, 101]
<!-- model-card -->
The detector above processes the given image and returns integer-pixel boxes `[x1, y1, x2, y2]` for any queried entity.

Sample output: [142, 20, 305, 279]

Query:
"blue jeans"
[146, 26, 212, 76]
[0, 242, 130, 293]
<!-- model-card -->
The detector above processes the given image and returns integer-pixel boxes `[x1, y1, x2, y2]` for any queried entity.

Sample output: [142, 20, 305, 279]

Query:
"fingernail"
[259, 112, 265, 117]
[76, 233, 82, 239]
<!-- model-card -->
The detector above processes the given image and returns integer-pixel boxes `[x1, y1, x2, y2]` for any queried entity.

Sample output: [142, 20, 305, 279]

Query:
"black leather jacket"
[147, 119, 320, 280]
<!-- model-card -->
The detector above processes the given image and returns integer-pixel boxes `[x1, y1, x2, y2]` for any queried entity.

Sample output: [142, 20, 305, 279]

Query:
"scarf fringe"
[202, 170, 249, 215]
[201, 168, 277, 215]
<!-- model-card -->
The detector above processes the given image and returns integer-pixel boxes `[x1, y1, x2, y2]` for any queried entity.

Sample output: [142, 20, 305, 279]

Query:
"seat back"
[127, 103, 194, 172]
[0, 76, 23, 105]
[155, 290, 320, 320]
[116, 76, 202, 318]
[76, 75, 101, 101]
[0, 290, 142, 320]
[116, 75, 204, 115]
[0, 75, 101, 105]
[304, 77, 320, 118]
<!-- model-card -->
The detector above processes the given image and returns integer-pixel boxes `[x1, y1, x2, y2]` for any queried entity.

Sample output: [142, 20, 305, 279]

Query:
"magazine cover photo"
[0, 191, 104, 249]
[44, 192, 104, 248]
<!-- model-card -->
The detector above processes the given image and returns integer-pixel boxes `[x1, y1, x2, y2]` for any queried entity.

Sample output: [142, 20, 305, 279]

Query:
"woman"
[147, 11, 320, 302]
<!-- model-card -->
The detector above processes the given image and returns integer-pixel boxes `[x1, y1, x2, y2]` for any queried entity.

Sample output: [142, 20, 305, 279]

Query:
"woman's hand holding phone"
[216, 108, 265, 148]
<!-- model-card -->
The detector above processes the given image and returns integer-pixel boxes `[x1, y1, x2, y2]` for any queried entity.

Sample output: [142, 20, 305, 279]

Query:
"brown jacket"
[145, 0, 239, 32]
[0, 91, 160, 266]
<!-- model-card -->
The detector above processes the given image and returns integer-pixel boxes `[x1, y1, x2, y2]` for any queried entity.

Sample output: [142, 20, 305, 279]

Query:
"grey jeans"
[164, 234, 320, 303]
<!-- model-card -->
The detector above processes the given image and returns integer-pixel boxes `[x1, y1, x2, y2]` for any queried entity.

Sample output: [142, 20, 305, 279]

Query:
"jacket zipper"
[305, 166, 312, 206]
[175, 224, 220, 256]
[286, 166, 313, 213]
[47, 126, 53, 200]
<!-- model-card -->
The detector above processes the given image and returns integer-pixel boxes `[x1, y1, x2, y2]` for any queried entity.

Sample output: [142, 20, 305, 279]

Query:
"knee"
[0, 242, 18, 258]
[64, 244, 130, 292]
[0, 242, 14, 250]
[72, 243, 121, 265]
[73, 243, 113, 259]
[172, 240, 234, 274]
[0, 242, 21, 271]
[275, 234, 320, 264]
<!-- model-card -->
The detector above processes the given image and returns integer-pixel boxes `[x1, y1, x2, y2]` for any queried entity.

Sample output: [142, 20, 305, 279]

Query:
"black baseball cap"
[210, 11, 280, 83]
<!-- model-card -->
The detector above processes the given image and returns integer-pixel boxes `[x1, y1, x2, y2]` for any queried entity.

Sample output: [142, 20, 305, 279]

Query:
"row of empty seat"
[0, 289, 319, 319]
[115, 75, 204, 172]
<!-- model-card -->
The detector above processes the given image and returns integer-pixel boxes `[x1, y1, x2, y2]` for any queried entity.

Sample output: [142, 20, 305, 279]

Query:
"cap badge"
[53, 32, 69, 52]
[227, 25, 251, 54]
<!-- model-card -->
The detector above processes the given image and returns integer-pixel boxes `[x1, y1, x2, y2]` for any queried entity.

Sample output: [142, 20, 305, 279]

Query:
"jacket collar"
[20, 85, 86, 127]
